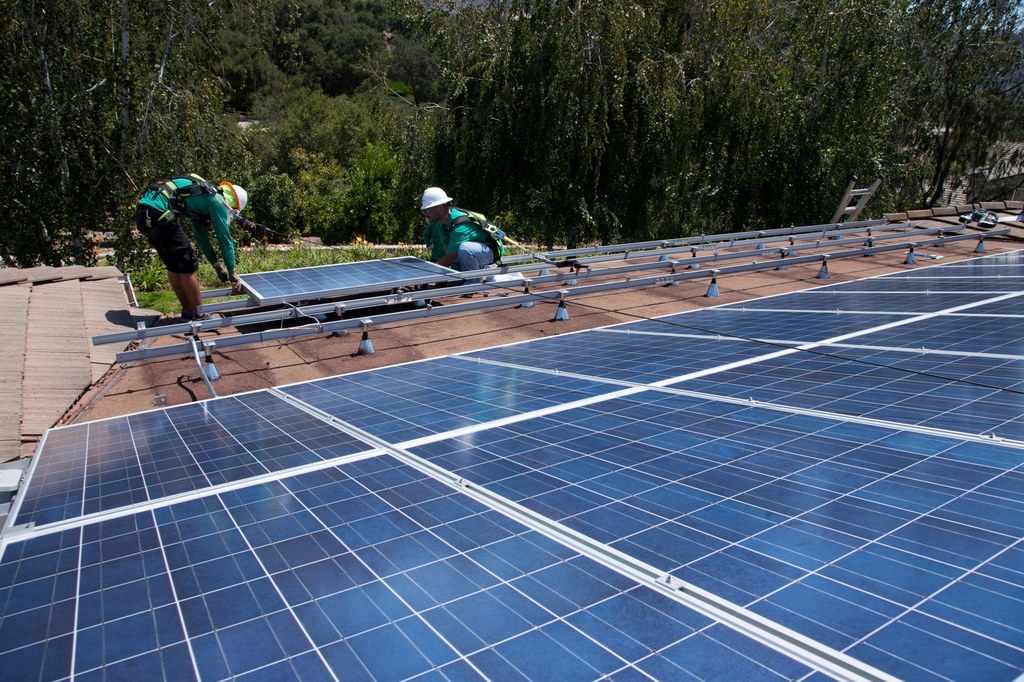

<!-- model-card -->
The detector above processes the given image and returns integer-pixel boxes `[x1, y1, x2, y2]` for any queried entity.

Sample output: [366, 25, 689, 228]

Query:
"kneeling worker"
[136, 174, 248, 321]
[420, 187, 502, 272]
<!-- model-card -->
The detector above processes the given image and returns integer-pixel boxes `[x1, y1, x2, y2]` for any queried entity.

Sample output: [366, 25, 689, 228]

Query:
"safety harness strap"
[148, 173, 219, 222]
[451, 210, 505, 263]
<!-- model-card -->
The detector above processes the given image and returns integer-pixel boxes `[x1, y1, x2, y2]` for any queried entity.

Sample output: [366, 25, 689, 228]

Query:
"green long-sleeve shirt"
[421, 218, 452, 262]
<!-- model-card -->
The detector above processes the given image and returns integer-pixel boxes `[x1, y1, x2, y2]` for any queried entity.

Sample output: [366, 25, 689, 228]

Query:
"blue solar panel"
[14, 391, 376, 527]
[463, 330, 777, 384]
[278, 356, 625, 441]
[0, 459, 818, 681]
[3, 249, 1023, 681]
[409, 390, 1024, 680]
[834, 312, 1024, 354]
[616, 309, 916, 342]
[680, 349, 1024, 438]
[736, 290, 997, 312]
[815, 274, 1024, 292]
[238, 257, 455, 305]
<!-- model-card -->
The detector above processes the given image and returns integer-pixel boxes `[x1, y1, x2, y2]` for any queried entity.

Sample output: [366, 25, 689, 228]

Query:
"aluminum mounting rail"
[92, 222, 937, 347]
[112, 229, 1004, 364]
[194, 220, 922, 319]
[498, 218, 888, 264]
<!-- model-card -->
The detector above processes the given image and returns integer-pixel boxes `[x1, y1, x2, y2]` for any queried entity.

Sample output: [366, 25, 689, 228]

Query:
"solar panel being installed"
[1, 251, 1022, 681]
[237, 256, 457, 306]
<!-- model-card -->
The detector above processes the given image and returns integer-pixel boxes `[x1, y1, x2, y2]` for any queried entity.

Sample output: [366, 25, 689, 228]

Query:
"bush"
[292, 151, 348, 242]
[329, 143, 402, 245]
[247, 171, 300, 243]
[127, 254, 173, 292]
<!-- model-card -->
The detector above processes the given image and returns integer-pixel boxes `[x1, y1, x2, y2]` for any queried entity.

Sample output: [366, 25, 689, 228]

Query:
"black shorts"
[135, 204, 199, 275]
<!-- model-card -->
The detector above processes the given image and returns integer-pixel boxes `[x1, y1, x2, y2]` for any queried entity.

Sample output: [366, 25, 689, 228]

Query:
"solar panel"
[0, 460, 826, 680]
[238, 257, 457, 306]
[814, 276, 1024, 293]
[735, 291, 998, 313]
[13, 392, 378, 527]
[2, 251, 1023, 681]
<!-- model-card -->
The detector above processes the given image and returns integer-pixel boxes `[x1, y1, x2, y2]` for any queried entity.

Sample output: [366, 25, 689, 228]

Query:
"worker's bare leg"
[168, 271, 203, 316]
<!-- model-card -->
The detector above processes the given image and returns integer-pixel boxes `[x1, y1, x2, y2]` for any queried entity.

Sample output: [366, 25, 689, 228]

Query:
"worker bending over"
[136, 174, 248, 322]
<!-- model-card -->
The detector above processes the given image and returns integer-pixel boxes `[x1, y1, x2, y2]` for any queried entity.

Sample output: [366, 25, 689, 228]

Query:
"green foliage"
[135, 290, 184, 316]
[285, 143, 404, 246]
[4, 0, 1021, 271]
[123, 252, 248, 298]
[328, 143, 403, 244]
[220, 5, 288, 113]
[1, 0, 113, 265]
[128, 254, 175, 293]
[270, 0, 389, 96]
[398, 0, 1022, 245]
[249, 88, 382, 176]
[248, 170, 301, 242]
[898, 0, 1023, 206]
[292, 150, 349, 239]
[384, 34, 439, 103]
[0, 0, 266, 268]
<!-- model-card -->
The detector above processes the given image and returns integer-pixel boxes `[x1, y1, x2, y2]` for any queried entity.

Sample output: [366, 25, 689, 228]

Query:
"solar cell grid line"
[677, 348, 1024, 442]
[464, 280, 1024, 444]
[5, 426, 89, 533]
[461, 288, 1024, 394]
[811, 277, 1024, 293]
[255, 413, 901, 682]
[238, 256, 457, 306]
[731, 292, 997, 313]
[460, 323, 803, 385]
[138, 386, 902, 682]
[0, 458, 843, 681]
[400, 389, 1024, 681]
[262, 296, 1024, 462]
[821, 312, 1024, 355]
[7, 391, 380, 530]
[807, 341, 1024, 365]
[274, 374, 1021, 682]
[82, 416, 148, 517]
[4, 250, 1022, 681]
[894, 271, 1024, 283]
[277, 355, 630, 443]
[611, 310, 919, 344]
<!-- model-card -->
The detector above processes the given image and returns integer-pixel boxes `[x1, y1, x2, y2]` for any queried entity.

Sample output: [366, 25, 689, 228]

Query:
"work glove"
[212, 261, 229, 283]
[238, 217, 271, 240]
[228, 270, 241, 294]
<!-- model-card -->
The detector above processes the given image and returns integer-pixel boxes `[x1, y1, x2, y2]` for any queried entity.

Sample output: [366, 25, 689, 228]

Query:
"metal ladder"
[831, 176, 882, 223]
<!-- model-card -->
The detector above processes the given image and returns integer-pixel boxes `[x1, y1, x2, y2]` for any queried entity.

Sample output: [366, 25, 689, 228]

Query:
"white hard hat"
[233, 185, 248, 212]
[421, 187, 453, 210]
[219, 181, 248, 212]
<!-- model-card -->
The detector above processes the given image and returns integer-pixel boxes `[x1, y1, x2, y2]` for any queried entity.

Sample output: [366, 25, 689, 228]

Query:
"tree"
[328, 142, 402, 245]
[1, 0, 113, 265]
[265, 0, 391, 97]
[396, 0, 1023, 246]
[898, 0, 1023, 207]
[403, 0, 682, 247]
[0, 0, 263, 268]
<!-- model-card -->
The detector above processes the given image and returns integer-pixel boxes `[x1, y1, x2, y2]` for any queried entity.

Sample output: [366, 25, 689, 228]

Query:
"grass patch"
[135, 290, 184, 315]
